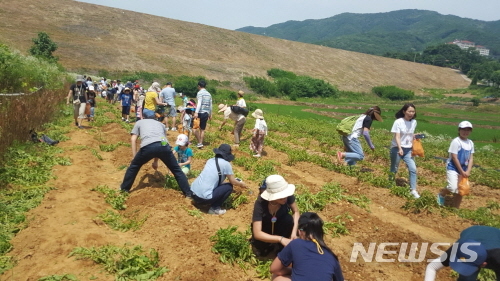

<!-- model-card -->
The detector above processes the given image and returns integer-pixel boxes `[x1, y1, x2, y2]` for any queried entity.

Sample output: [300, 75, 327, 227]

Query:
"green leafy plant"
[210, 226, 257, 268]
[164, 175, 180, 191]
[96, 210, 147, 232]
[187, 209, 203, 218]
[255, 260, 272, 279]
[323, 213, 352, 237]
[69, 244, 168, 280]
[90, 148, 104, 161]
[402, 190, 439, 213]
[91, 185, 128, 210]
[222, 193, 249, 209]
[38, 274, 78, 281]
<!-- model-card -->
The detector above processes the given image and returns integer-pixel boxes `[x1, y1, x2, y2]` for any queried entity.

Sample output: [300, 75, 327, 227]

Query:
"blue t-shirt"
[160, 87, 176, 106]
[278, 239, 344, 281]
[120, 92, 133, 106]
[190, 157, 233, 199]
[174, 146, 193, 169]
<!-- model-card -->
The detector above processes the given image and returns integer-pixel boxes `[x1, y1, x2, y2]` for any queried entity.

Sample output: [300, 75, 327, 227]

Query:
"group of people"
[69, 74, 492, 280]
[336, 103, 475, 207]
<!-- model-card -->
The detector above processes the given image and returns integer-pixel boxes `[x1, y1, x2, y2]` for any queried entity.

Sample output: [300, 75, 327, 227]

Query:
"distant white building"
[450, 40, 490, 56]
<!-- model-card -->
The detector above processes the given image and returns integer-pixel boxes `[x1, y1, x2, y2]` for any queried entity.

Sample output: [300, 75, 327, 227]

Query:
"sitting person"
[271, 212, 345, 281]
[252, 175, 299, 257]
[190, 144, 248, 215]
[173, 134, 193, 175]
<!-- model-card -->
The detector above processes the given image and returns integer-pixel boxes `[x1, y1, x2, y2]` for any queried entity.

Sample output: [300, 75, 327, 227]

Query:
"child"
[120, 87, 133, 122]
[250, 109, 267, 158]
[87, 86, 97, 122]
[437, 121, 474, 208]
[134, 87, 145, 120]
[173, 134, 193, 175]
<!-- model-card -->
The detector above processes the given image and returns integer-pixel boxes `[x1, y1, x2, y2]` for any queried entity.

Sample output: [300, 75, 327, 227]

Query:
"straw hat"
[260, 175, 295, 201]
[218, 104, 228, 113]
[252, 109, 264, 119]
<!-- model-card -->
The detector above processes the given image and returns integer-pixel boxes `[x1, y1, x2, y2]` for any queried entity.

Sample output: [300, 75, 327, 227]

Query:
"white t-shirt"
[390, 118, 417, 148]
[236, 98, 246, 108]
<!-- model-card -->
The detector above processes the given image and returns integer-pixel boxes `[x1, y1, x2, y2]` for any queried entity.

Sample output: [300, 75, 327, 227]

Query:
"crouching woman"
[271, 212, 344, 281]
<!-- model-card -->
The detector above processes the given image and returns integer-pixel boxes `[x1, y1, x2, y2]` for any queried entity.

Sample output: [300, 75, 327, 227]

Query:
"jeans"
[120, 142, 191, 196]
[143, 108, 155, 119]
[390, 147, 417, 190]
[192, 183, 233, 209]
[342, 136, 364, 166]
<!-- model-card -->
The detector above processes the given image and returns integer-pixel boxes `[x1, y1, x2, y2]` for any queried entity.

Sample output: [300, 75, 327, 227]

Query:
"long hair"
[364, 106, 382, 121]
[395, 103, 417, 119]
[298, 212, 335, 256]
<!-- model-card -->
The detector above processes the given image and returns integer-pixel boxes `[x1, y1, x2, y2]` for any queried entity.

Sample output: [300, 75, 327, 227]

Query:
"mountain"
[0, 2, 469, 93]
[237, 9, 500, 56]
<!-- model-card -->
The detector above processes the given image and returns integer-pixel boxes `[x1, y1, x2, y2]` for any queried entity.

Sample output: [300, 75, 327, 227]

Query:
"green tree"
[29, 32, 58, 62]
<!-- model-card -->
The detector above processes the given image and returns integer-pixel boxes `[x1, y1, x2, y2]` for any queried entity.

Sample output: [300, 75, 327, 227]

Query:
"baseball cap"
[458, 121, 473, 129]
[175, 134, 189, 146]
[449, 239, 487, 276]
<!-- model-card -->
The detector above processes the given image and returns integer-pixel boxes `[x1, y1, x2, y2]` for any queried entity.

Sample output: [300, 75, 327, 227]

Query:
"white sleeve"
[424, 258, 445, 281]
[448, 139, 460, 154]
[391, 119, 401, 133]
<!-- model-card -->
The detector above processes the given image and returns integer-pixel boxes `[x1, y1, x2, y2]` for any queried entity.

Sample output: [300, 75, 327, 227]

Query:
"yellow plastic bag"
[458, 177, 470, 196]
[193, 118, 200, 129]
[411, 139, 425, 157]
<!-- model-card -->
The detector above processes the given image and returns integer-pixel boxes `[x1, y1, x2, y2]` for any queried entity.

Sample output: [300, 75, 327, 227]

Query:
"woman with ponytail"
[270, 212, 344, 281]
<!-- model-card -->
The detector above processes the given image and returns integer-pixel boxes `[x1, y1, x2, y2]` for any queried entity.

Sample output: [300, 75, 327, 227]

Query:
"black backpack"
[230, 105, 249, 117]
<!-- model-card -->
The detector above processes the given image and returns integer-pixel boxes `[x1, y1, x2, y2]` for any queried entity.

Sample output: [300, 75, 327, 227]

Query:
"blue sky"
[77, 0, 500, 30]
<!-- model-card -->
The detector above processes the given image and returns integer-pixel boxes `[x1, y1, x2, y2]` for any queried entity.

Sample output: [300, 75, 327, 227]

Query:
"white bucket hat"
[252, 109, 264, 119]
[260, 175, 295, 201]
[458, 121, 473, 129]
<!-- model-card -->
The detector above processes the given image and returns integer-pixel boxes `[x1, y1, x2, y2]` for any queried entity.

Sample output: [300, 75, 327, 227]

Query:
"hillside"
[237, 9, 500, 56]
[0, 1, 469, 93]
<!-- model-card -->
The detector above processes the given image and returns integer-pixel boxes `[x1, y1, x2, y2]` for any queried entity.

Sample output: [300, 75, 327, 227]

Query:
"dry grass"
[0, 0, 469, 93]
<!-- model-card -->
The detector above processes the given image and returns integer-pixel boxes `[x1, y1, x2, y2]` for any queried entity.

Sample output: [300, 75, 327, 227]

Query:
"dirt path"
[2, 110, 481, 280]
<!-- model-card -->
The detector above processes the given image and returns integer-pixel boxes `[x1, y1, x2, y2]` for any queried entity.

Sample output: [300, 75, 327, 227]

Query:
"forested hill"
[237, 9, 500, 56]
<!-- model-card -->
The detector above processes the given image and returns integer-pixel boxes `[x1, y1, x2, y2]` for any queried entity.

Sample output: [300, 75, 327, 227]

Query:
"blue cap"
[449, 239, 487, 276]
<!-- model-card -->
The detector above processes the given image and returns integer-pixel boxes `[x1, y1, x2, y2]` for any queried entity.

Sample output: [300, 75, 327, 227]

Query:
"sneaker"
[208, 207, 226, 215]
[437, 193, 445, 206]
[122, 117, 125, 121]
[410, 190, 420, 199]
[126, 119, 130, 123]
[171, 127, 177, 131]
[78, 126, 84, 129]
[197, 143, 204, 148]
[253, 154, 261, 158]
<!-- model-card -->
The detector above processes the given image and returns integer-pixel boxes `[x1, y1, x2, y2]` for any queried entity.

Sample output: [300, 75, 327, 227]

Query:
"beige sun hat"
[218, 104, 228, 113]
[252, 109, 264, 119]
[260, 175, 295, 201]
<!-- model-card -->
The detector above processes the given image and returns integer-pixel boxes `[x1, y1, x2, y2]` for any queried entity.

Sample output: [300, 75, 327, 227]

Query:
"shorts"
[122, 106, 131, 115]
[106, 93, 114, 101]
[73, 102, 86, 119]
[446, 170, 459, 194]
[198, 112, 209, 130]
[164, 105, 177, 117]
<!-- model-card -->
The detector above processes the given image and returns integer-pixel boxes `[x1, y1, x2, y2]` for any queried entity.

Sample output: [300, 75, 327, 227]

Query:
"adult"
[114, 79, 125, 104]
[66, 75, 88, 129]
[190, 144, 247, 215]
[218, 104, 246, 147]
[119, 114, 191, 197]
[236, 90, 247, 108]
[425, 225, 500, 281]
[389, 103, 420, 199]
[437, 121, 475, 208]
[134, 86, 145, 121]
[193, 80, 212, 148]
[270, 212, 345, 281]
[143, 82, 167, 119]
[159, 82, 178, 131]
[87, 86, 97, 122]
[86, 76, 93, 88]
[337, 106, 383, 166]
[251, 175, 299, 257]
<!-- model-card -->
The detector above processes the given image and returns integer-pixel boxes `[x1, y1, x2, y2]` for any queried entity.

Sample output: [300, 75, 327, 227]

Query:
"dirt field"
[2, 106, 499, 281]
